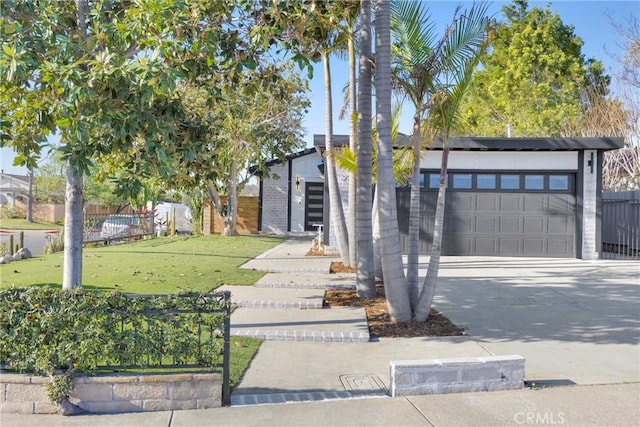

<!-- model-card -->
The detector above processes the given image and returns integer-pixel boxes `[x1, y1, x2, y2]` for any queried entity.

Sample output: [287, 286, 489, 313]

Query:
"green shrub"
[0, 287, 229, 405]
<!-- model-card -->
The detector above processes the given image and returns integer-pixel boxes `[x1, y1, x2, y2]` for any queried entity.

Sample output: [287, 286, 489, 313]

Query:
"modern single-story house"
[258, 135, 624, 260]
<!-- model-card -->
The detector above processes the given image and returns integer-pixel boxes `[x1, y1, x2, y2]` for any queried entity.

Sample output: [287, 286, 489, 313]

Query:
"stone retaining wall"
[0, 372, 222, 414]
[390, 355, 525, 397]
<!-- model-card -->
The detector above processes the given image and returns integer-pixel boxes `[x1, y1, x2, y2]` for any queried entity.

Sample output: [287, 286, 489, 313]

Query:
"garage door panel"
[548, 216, 571, 233]
[500, 195, 521, 211]
[476, 216, 498, 233]
[477, 195, 498, 211]
[445, 237, 473, 254]
[450, 194, 474, 210]
[523, 239, 545, 256]
[548, 195, 574, 214]
[446, 215, 473, 233]
[499, 238, 522, 255]
[475, 237, 497, 255]
[524, 195, 547, 212]
[500, 216, 521, 233]
[548, 239, 571, 256]
[524, 217, 545, 233]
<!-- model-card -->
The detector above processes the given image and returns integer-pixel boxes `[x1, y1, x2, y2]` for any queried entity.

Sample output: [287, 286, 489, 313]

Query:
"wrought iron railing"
[99, 292, 231, 405]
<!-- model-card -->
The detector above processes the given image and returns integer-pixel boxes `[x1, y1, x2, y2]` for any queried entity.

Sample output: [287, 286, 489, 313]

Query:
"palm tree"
[413, 4, 490, 323]
[374, 0, 412, 322]
[390, 0, 438, 307]
[390, 0, 489, 316]
[305, 1, 351, 265]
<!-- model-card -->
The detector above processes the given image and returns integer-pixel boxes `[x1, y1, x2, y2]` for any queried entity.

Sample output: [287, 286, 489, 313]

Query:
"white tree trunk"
[415, 147, 450, 322]
[375, 0, 411, 322]
[406, 116, 422, 309]
[372, 187, 383, 282]
[356, 0, 376, 298]
[62, 163, 84, 289]
[348, 33, 358, 268]
[323, 53, 350, 265]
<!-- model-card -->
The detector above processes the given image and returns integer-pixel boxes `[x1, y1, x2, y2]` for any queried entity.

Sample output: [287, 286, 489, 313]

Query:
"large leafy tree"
[164, 64, 309, 236]
[458, 0, 608, 137]
[0, 1, 271, 288]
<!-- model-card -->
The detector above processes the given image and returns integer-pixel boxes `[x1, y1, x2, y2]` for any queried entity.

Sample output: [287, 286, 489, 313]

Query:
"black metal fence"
[602, 191, 640, 259]
[83, 212, 155, 244]
[100, 292, 232, 406]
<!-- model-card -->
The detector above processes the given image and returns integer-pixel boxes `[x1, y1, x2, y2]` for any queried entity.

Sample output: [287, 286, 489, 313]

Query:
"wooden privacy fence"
[601, 191, 640, 259]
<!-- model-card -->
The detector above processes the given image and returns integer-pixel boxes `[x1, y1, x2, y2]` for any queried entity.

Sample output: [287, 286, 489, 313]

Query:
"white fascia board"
[419, 151, 578, 170]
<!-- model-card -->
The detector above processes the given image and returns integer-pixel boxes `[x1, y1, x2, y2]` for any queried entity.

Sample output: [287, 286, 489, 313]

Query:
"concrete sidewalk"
[3, 383, 638, 426]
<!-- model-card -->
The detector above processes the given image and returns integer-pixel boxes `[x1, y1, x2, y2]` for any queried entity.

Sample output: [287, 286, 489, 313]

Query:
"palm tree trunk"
[406, 114, 422, 309]
[323, 53, 350, 265]
[375, 0, 411, 322]
[356, 0, 376, 297]
[348, 34, 357, 268]
[372, 186, 383, 282]
[415, 143, 449, 322]
[62, 162, 83, 289]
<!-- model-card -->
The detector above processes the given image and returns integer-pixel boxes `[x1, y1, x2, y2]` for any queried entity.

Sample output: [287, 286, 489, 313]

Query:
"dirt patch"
[330, 261, 356, 274]
[324, 285, 465, 339]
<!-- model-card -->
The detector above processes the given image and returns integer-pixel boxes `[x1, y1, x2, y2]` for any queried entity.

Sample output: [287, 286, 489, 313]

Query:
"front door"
[304, 182, 324, 231]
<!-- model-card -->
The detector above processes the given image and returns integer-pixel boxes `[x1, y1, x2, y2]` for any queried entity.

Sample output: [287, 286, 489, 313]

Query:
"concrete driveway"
[427, 256, 640, 385]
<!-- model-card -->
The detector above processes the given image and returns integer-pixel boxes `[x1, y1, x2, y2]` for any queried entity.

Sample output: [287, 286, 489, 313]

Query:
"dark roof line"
[313, 134, 624, 152]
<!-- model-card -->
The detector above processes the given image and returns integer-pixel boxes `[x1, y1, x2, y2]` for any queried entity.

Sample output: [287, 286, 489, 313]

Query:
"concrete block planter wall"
[0, 372, 222, 414]
[390, 355, 525, 397]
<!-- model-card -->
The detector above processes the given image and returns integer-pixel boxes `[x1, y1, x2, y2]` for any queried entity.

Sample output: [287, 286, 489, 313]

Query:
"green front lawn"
[0, 217, 61, 230]
[0, 234, 283, 292]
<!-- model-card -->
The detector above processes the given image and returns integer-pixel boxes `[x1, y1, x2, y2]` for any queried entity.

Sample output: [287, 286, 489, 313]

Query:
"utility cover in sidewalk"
[340, 375, 387, 391]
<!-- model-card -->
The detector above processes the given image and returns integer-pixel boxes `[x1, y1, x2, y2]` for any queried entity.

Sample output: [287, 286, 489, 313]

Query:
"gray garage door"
[397, 171, 576, 257]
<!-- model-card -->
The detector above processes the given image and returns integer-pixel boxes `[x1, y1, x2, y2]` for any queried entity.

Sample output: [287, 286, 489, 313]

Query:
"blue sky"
[2, 0, 638, 175]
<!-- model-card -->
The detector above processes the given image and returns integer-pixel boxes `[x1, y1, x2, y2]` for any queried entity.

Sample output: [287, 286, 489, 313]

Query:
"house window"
[524, 175, 544, 190]
[428, 173, 441, 189]
[452, 174, 473, 189]
[477, 174, 497, 189]
[549, 175, 569, 190]
[500, 174, 520, 190]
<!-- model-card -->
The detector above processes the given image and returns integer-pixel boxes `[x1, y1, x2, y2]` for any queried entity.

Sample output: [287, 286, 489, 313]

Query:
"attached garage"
[396, 137, 623, 259]
[397, 171, 577, 257]
[260, 136, 623, 260]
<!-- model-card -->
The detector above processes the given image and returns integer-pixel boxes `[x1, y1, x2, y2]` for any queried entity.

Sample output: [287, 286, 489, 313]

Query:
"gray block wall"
[390, 355, 525, 397]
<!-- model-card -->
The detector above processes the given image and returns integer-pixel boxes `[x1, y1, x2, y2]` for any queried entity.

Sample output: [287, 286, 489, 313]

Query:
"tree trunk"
[62, 162, 83, 289]
[356, 0, 376, 298]
[223, 158, 239, 236]
[406, 115, 422, 309]
[415, 145, 450, 322]
[372, 186, 383, 282]
[323, 53, 350, 265]
[347, 30, 358, 269]
[375, 0, 411, 323]
[26, 168, 33, 223]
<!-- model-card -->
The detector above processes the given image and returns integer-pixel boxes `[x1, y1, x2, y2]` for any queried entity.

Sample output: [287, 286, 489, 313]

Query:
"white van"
[153, 202, 192, 235]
